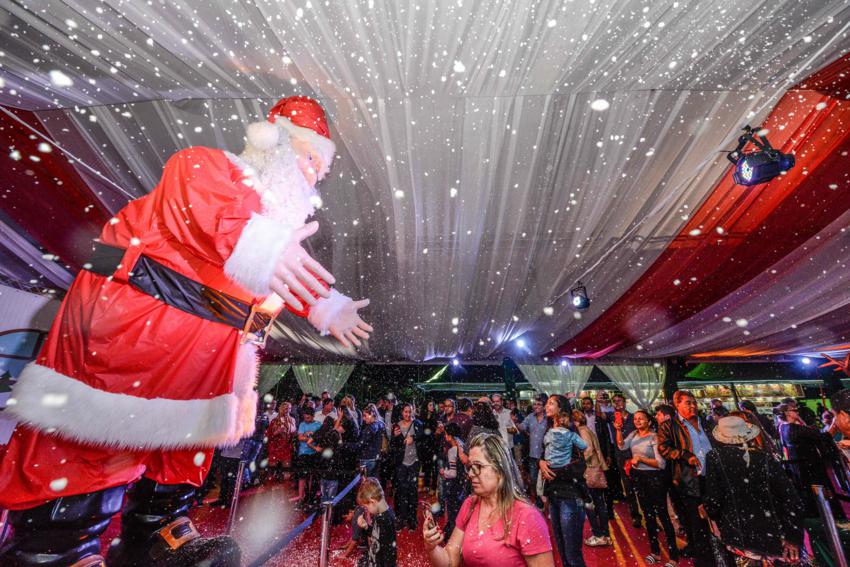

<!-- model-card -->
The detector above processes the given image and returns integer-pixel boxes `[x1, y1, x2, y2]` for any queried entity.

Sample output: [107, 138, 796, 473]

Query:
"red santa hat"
[245, 96, 336, 174]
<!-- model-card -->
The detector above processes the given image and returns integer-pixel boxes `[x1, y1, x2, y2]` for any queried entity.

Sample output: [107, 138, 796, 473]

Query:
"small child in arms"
[543, 407, 592, 507]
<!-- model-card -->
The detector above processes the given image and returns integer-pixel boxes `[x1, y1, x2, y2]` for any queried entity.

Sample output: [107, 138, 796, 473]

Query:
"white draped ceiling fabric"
[292, 364, 355, 397]
[598, 363, 667, 410]
[257, 364, 291, 397]
[2, 1, 850, 362]
[518, 364, 593, 398]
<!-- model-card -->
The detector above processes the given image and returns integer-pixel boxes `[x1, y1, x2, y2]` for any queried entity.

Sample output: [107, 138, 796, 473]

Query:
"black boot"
[0, 485, 126, 566]
[106, 477, 240, 567]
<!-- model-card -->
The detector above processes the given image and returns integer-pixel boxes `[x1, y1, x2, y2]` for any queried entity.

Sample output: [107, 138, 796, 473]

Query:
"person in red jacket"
[0, 96, 372, 567]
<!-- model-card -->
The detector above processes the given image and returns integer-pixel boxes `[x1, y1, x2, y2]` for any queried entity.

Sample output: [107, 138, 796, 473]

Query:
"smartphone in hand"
[420, 501, 437, 531]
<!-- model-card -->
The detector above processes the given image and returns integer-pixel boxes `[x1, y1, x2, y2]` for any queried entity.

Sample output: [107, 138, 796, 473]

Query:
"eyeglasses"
[465, 462, 496, 476]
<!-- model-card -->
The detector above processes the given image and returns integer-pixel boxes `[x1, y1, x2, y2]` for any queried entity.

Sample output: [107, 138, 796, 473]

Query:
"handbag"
[584, 465, 608, 489]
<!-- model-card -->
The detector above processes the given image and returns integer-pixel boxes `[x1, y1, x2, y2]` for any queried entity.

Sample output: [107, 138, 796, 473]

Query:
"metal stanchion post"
[812, 485, 848, 567]
[0, 508, 9, 546]
[318, 501, 333, 567]
[227, 460, 247, 534]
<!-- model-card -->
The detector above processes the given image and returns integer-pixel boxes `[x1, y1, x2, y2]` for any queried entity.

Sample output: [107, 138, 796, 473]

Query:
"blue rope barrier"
[331, 473, 362, 506]
[246, 473, 362, 567]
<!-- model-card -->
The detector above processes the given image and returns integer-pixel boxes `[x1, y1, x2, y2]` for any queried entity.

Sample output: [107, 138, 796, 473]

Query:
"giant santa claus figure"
[0, 96, 371, 566]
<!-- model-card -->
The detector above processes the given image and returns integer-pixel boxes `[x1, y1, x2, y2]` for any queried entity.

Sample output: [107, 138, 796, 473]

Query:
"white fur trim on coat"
[224, 212, 293, 296]
[307, 289, 351, 336]
[274, 116, 336, 179]
[6, 363, 257, 450]
[232, 342, 259, 439]
[245, 120, 280, 151]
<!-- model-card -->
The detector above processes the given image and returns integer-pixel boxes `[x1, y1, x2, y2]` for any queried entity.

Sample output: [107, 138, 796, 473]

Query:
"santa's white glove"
[308, 289, 373, 348]
[269, 221, 336, 310]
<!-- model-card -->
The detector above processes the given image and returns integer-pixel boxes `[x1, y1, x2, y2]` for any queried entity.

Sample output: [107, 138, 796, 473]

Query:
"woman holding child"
[539, 395, 589, 567]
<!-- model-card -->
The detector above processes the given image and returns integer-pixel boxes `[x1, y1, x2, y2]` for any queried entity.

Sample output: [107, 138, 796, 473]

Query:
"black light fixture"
[569, 281, 590, 310]
[726, 125, 795, 186]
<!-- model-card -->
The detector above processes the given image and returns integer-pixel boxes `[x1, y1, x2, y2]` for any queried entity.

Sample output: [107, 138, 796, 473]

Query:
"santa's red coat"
[0, 146, 310, 508]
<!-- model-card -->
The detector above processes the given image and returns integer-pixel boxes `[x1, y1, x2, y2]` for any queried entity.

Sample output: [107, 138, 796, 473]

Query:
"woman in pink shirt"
[423, 432, 554, 567]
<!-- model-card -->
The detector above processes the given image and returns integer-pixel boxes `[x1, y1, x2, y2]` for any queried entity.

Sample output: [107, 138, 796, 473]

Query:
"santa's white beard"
[238, 136, 318, 228]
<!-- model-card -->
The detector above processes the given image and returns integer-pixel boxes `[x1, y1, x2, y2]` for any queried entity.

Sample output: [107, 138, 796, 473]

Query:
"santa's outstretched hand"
[328, 297, 373, 348]
[309, 291, 373, 348]
[270, 221, 336, 310]
[269, 221, 372, 348]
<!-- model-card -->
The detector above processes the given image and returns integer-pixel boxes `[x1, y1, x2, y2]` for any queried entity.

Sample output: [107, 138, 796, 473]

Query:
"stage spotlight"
[801, 357, 812, 366]
[516, 339, 527, 349]
[452, 358, 460, 366]
[570, 282, 590, 310]
[560, 360, 568, 367]
[726, 125, 795, 186]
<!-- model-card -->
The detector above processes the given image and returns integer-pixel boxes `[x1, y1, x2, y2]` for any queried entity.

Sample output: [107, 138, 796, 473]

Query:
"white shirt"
[495, 407, 515, 448]
[585, 411, 596, 433]
[384, 409, 394, 438]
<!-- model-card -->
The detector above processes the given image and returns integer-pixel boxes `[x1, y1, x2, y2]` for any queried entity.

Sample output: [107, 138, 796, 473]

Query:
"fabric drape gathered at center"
[597, 363, 666, 410]
[292, 364, 355, 397]
[257, 364, 291, 396]
[518, 364, 593, 397]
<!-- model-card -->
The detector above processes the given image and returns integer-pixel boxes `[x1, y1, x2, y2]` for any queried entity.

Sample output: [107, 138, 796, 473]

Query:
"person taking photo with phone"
[423, 433, 554, 567]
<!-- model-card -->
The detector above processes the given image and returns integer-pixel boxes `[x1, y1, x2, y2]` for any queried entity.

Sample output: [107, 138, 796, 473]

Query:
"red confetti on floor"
[101, 480, 695, 566]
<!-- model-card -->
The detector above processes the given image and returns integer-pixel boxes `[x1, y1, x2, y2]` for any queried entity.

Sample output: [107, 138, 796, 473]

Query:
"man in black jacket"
[657, 390, 715, 567]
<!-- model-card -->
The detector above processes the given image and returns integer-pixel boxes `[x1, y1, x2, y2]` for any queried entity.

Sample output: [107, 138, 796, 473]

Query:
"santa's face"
[291, 137, 324, 188]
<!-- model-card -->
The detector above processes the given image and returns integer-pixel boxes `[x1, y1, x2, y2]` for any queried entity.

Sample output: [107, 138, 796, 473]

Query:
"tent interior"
[5, 3, 850, 567]
[2, 1, 850, 379]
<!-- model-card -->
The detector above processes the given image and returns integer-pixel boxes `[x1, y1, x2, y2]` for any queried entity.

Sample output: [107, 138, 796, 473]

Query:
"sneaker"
[584, 536, 603, 547]
[600, 536, 613, 546]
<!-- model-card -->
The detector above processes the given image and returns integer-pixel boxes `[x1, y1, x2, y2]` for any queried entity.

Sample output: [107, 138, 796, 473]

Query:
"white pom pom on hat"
[245, 120, 280, 151]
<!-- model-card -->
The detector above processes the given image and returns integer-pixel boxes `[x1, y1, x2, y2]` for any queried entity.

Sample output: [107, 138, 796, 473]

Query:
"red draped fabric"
[0, 107, 112, 271]
[555, 53, 850, 359]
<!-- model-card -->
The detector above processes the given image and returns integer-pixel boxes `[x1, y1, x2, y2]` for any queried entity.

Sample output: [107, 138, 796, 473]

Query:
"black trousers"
[443, 478, 464, 535]
[395, 461, 420, 527]
[421, 448, 438, 491]
[632, 469, 678, 558]
[615, 450, 642, 521]
[680, 489, 713, 567]
[218, 457, 243, 503]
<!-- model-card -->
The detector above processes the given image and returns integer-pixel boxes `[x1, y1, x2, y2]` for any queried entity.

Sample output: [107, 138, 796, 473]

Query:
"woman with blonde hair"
[423, 432, 554, 566]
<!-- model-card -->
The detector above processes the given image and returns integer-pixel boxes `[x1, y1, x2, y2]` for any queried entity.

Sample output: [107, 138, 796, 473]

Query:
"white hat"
[712, 416, 760, 445]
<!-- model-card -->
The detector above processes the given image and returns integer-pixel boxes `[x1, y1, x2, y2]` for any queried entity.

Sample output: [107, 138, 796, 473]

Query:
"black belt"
[85, 242, 275, 346]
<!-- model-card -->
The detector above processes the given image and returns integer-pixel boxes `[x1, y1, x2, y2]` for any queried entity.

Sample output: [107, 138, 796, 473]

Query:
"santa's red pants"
[0, 425, 213, 510]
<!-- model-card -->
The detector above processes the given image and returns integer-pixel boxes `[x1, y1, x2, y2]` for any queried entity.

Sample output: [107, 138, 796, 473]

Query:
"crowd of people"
[197, 388, 850, 567]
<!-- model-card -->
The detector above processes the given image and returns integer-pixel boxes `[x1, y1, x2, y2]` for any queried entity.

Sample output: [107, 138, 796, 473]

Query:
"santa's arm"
[152, 148, 332, 308]
[284, 274, 373, 349]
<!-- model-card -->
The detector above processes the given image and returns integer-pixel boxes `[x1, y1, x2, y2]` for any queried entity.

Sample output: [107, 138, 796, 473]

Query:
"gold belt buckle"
[241, 304, 274, 348]
[157, 517, 199, 551]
